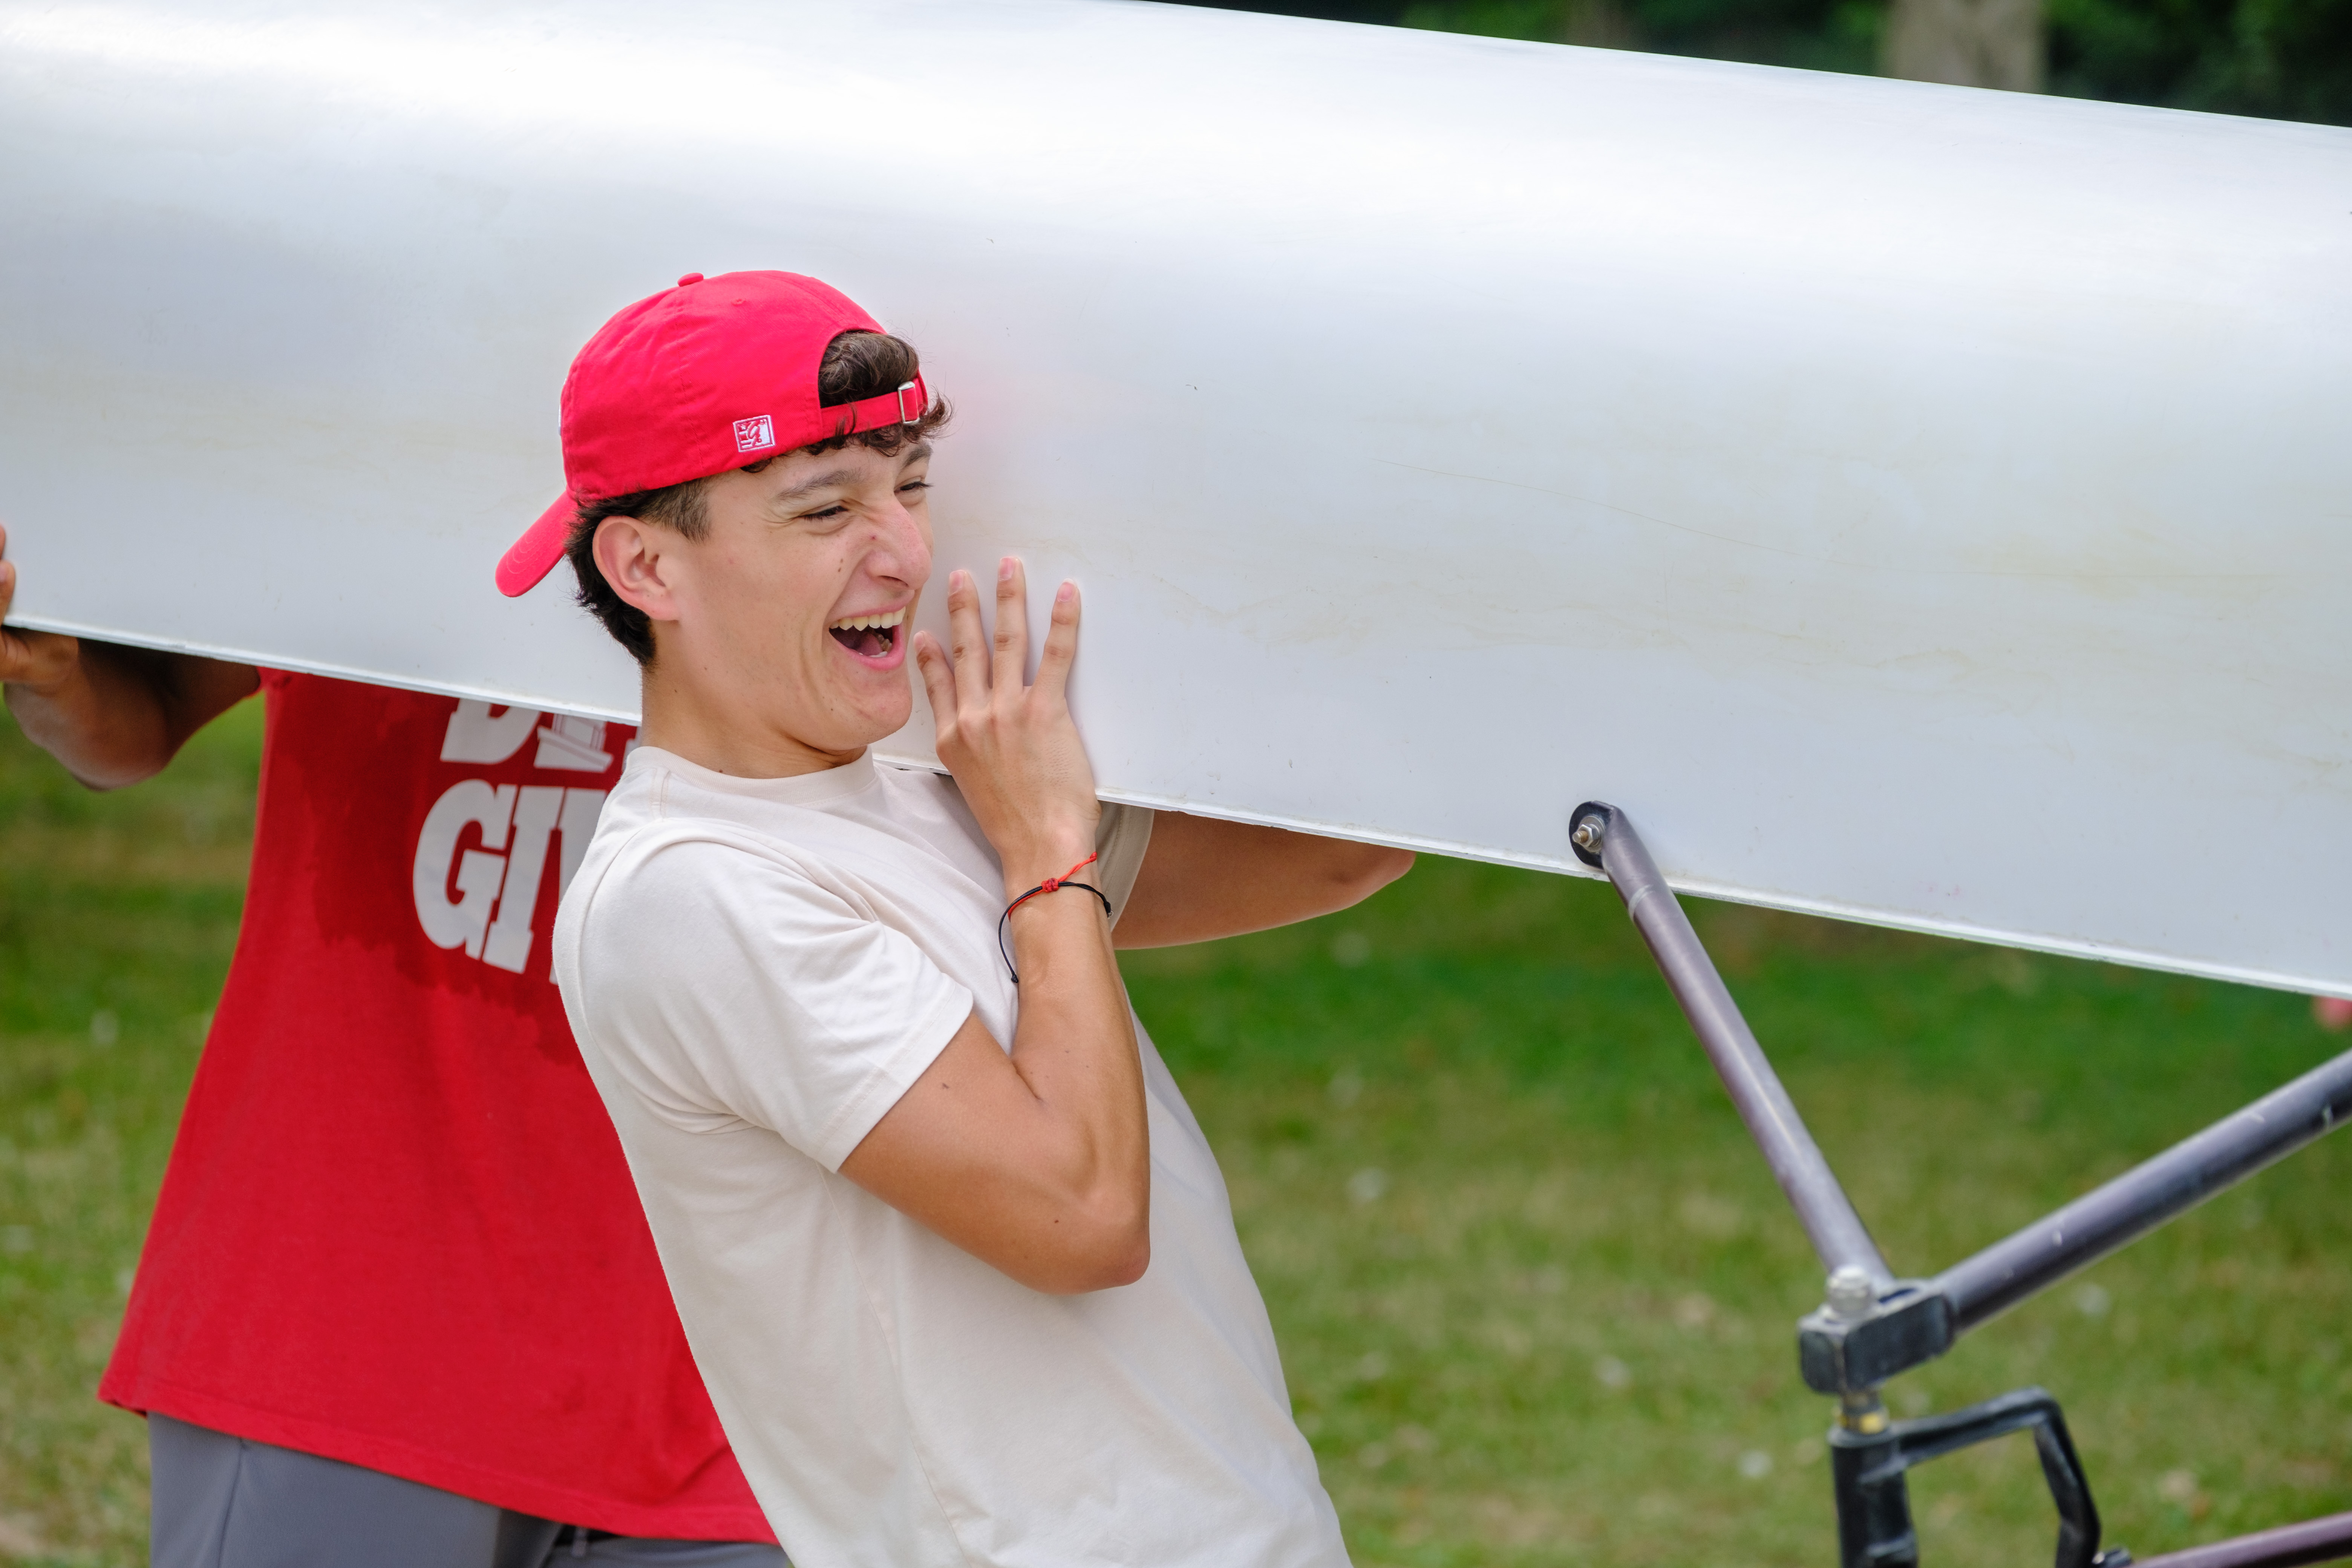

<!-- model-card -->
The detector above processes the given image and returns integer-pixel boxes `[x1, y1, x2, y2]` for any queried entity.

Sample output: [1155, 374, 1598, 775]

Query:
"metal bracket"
[1799, 1283, 1955, 1396]
[1830, 1387, 2127, 1568]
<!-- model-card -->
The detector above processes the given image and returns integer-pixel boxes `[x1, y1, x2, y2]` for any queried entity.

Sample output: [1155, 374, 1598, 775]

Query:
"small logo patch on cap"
[733, 415, 776, 453]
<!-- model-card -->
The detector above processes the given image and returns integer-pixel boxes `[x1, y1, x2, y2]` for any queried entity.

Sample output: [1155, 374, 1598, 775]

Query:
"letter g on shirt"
[411, 701, 617, 977]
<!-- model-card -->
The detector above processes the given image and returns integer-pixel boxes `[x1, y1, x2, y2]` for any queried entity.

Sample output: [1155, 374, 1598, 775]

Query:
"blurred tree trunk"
[1881, 0, 2044, 90]
[1562, 0, 1639, 47]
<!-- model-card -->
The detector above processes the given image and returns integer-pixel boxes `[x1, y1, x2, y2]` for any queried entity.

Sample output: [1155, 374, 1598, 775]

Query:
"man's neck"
[634, 663, 862, 780]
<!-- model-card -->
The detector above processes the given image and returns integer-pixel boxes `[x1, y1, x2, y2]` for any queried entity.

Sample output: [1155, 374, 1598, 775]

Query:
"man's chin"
[819, 684, 915, 753]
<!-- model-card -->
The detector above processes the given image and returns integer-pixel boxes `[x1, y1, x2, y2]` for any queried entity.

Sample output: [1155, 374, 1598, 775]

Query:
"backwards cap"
[496, 270, 929, 597]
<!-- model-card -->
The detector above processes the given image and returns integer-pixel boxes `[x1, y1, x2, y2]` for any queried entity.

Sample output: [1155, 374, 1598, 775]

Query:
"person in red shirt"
[0, 528, 785, 1567]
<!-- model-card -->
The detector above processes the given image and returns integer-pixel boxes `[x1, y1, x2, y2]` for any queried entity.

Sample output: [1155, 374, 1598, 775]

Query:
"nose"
[866, 495, 933, 591]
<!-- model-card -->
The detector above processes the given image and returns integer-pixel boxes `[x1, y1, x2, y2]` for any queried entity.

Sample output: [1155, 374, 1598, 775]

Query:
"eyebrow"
[766, 444, 934, 511]
[770, 469, 863, 506]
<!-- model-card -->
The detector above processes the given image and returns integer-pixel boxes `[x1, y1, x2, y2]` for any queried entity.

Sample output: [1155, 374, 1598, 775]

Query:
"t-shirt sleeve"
[579, 833, 973, 1170]
[1093, 804, 1155, 930]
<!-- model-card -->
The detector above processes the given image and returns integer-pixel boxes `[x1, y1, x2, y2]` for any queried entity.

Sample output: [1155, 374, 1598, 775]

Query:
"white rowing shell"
[2, 0, 2347, 994]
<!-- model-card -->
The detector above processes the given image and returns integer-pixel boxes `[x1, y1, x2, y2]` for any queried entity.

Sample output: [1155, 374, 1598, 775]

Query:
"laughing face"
[601, 437, 936, 771]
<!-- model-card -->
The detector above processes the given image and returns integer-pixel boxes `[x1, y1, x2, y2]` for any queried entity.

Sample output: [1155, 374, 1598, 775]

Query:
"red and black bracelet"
[997, 852, 1113, 984]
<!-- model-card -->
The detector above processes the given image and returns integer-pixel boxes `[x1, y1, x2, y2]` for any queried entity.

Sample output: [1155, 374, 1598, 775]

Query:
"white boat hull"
[3, 0, 2347, 992]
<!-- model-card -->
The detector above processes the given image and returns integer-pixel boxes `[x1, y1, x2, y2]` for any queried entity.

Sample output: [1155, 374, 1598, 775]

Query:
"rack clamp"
[1799, 1270, 1955, 1396]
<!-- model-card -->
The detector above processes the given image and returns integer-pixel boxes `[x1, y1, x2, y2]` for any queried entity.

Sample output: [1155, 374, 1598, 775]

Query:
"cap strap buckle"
[840, 376, 929, 435]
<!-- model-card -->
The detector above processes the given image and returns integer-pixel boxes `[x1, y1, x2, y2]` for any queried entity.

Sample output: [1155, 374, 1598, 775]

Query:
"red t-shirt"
[101, 672, 771, 1540]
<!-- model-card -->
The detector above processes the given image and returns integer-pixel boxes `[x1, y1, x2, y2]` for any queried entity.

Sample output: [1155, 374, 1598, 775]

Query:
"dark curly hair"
[567, 329, 951, 665]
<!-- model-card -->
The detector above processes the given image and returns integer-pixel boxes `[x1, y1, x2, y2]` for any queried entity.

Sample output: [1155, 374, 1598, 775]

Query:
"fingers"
[932, 559, 1080, 707]
[913, 629, 959, 745]
[943, 568, 991, 709]
[1032, 581, 1081, 702]
[992, 556, 1029, 699]
[0, 557, 26, 682]
[0, 538, 85, 690]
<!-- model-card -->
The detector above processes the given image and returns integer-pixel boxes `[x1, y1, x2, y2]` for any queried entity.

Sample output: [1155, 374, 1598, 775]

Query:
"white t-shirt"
[553, 746, 1350, 1568]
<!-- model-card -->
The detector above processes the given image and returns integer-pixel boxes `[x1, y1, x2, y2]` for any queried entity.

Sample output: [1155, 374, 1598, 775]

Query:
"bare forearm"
[841, 891, 1150, 1294]
[1004, 891, 1150, 1256]
[6, 646, 256, 790]
[1116, 814, 1415, 948]
[8, 646, 175, 789]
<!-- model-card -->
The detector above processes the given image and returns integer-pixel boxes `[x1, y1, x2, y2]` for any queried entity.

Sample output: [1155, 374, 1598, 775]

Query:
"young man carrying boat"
[504, 268, 1410, 1566]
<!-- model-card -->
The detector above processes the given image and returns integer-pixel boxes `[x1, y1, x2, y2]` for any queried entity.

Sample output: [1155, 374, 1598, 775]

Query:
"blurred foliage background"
[1187, 0, 2352, 123]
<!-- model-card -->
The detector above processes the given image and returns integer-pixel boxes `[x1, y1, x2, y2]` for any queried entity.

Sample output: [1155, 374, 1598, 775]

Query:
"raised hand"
[849, 556, 1146, 1294]
[913, 557, 1100, 897]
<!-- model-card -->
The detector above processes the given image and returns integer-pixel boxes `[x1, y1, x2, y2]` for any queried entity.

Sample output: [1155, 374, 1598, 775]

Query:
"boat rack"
[1571, 803, 2352, 1568]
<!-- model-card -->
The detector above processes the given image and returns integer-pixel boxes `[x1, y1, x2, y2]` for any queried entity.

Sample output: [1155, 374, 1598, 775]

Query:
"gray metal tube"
[1937, 1045, 2352, 1331]
[2125, 1510, 2352, 1568]
[1580, 803, 1894, 1288]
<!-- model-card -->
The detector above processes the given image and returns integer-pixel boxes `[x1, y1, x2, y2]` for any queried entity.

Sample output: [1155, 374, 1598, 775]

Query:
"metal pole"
[2124, 1511, 2352, 1568]
[1573, 802, 1894, 1289]
[1936, 1046, 2352, 1331]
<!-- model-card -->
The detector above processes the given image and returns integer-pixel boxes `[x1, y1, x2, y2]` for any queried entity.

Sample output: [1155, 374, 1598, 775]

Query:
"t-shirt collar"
[627, 742, 882, 807]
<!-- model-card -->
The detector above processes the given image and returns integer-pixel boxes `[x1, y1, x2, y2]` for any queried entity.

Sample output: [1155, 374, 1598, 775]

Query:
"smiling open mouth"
[827, 608, 905, 659]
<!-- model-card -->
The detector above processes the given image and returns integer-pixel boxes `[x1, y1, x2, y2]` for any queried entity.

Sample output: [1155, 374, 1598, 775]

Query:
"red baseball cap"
[496, 270, 931, 597]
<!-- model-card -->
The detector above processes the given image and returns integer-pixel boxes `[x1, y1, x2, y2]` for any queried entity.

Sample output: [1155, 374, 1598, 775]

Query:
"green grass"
[0, 698, 261, 1565]
[2, 702, 2346, 1565]
[1129, 873, 2352, 1566]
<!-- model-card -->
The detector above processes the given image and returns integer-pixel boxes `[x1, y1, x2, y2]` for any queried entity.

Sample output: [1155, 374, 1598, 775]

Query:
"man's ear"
[593, 514, 682, 625]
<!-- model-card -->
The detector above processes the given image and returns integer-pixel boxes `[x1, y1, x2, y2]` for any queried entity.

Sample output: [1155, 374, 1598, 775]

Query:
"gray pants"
[149, 1415, 788, 1568]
